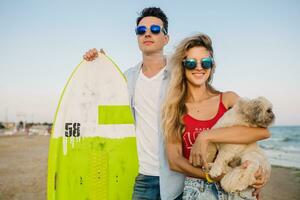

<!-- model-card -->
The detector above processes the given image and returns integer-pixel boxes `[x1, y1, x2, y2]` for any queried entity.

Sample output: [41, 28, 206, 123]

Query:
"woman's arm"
[189, 127, 270, 167]
[202, 126, 270, 144]
[209, 91, 270, 144]
[166, 140, 206, 179]
[189, 91, 271, 166]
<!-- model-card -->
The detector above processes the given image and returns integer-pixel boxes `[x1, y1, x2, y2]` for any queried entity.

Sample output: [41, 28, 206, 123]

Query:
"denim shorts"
[183, 177, 227, 200]
[182, 177, 256, 200]
[132, 173, 183, 200]
[132, 173, 161, 200]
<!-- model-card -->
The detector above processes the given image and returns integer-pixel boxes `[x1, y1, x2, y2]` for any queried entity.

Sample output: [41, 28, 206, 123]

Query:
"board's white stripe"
[95, 124, 135, 138]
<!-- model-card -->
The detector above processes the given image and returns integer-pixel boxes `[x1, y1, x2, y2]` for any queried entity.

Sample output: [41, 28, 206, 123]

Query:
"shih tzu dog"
[208, 96, 275, 193]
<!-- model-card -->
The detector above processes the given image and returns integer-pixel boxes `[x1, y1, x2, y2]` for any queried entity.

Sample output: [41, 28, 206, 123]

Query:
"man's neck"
[141, 51, 166, 78]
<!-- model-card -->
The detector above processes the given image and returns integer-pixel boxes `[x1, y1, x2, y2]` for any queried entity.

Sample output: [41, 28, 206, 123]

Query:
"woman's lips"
[192, 71, 205, 78]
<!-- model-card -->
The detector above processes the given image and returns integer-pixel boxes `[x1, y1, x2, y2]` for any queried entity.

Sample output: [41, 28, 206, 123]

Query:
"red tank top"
[182, 94, 228, 159]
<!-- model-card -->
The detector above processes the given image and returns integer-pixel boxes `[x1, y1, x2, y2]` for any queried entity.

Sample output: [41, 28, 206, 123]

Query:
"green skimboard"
[47, 53, 138, 200]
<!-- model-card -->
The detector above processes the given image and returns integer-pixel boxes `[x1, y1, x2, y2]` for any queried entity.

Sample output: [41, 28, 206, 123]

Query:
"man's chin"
[141, 48, 161, 55]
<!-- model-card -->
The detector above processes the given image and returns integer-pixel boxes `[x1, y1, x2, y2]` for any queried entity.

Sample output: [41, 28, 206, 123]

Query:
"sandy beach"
[0, 135, 299, 200]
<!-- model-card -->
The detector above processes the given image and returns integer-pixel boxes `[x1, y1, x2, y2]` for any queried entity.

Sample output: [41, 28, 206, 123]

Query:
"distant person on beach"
[83, 7, 269, 200]
[162, 33, 270, 200]
[0, 122, 5, 129]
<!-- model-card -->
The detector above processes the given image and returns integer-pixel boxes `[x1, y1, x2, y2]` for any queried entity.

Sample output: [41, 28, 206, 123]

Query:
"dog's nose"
[269, 112, 275, 120]
[267, 108, 272, 113]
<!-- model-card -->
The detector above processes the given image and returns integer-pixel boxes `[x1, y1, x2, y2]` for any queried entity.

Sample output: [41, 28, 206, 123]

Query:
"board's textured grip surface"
[90, 151, 108, 199]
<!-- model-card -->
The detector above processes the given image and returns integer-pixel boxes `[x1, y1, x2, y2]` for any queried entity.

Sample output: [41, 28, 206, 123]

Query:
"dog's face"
[238, 97, 275, 128]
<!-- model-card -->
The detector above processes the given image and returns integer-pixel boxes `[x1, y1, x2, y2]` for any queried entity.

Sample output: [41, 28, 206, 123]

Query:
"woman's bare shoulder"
[222, 91, 240, 109]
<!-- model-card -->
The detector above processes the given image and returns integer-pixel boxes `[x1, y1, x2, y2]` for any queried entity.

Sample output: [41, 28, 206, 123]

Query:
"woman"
[162, 33, 270, 200]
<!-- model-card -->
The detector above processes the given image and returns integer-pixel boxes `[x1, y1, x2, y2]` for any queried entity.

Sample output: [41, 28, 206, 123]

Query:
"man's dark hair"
[136, 7, 168, 34]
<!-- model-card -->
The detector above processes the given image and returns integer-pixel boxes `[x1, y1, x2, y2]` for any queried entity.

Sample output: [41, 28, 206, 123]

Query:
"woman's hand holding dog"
[189, 132, 210, 170]
[240, 160, 268, 189]
[190, 131, 269, 188]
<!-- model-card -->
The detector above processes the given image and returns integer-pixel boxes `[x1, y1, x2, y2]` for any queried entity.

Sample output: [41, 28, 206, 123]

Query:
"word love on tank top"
[182, 94, 227, 159]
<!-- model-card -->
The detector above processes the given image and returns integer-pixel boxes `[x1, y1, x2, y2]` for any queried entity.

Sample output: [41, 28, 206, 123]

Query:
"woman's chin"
[188, 81, 206, 88]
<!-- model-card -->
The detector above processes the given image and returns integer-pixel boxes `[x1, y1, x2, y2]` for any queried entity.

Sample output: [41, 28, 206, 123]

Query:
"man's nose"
[144, 29, 152, 37]
[144, 32, 151, 38]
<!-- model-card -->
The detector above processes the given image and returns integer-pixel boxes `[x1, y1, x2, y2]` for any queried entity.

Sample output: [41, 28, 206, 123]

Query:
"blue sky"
[0, 0, 299, 125]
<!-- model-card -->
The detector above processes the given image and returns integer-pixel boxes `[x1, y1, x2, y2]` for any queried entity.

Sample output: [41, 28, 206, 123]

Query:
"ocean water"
[259, 126, 300, 169]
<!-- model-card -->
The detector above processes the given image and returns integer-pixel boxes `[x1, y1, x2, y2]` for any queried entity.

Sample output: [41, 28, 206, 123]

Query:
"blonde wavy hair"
[162, 33, 220, 143]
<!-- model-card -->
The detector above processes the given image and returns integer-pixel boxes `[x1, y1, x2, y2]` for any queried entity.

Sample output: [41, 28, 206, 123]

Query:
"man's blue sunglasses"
[182, 57, 214, 70]
[135, 25, 167, 35]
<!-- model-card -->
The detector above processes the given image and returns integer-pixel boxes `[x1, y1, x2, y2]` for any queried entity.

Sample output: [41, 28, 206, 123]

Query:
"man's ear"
[164, 34, 169, 45]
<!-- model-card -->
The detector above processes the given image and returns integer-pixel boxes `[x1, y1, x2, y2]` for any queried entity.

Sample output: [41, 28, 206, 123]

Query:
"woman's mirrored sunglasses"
[182, 57, 214, 70]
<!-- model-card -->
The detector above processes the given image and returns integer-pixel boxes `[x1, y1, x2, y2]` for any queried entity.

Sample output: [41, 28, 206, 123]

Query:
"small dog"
[208, 96, 275, 193]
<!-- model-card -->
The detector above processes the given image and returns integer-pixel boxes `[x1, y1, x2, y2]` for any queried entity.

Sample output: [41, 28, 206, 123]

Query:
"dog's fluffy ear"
[235, 97, 248, 110]
[236, 98, 250, 115]
[238, 98, 262, 127]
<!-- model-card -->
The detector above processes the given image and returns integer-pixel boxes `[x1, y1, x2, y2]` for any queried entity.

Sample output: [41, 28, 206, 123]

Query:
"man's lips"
[143, 41, 154, 45]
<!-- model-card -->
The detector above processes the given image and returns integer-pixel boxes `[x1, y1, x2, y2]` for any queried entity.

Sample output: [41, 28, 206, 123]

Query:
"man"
[84, 7, 268, 200]
[85, 7, 184, 200]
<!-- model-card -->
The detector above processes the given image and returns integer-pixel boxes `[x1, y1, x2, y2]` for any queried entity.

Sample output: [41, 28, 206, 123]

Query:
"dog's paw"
[220, 167, 256, 192]
[209, 164, 223, 178]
